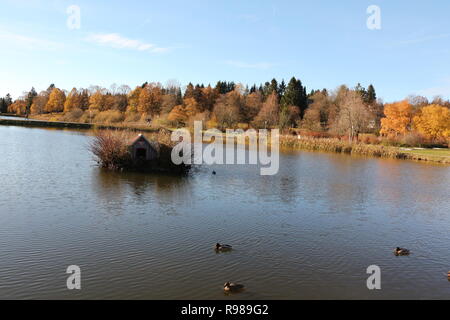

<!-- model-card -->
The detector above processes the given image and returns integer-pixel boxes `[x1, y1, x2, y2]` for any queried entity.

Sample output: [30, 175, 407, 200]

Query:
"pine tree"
[5, 93, 12, 106]
[269, 78, 278, 96]
[279, 80, 286, 97]
[184, 83, 195, 99]
[193, 84, 203, 103]
[0, 94, 12, 113]
[281, 77, 308, 117]
[176, 87, 183, 105]
[25, 87, 37, 116]
[0, 98, 6, 113]
[366, 84, 376, 104]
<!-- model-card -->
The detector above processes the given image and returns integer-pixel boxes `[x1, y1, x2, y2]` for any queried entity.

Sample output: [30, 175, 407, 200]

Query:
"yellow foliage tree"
[413, 104, 450, 140]
[64, 88, 78, 112]
[380, 100, 413, 136]
[167, 105, 187, 127]
[45, 88, 66, 113]
[30, 93, 48, 115]
[89, 90, 107, 111]
[9, 100, 27, 115]
[138, 84, 162, 115]
[126, 86, 142, 113]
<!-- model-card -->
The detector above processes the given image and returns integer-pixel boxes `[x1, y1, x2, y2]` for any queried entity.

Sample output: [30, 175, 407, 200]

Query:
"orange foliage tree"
[380, 100, 413, 137]
[413, 104, 450, 140]
[8, 99, 27, 115]
[138, 84, 163, 115]
[167, 105, 188, 127]
[183, 97, 200, 117]
[253, 92, 279, 128]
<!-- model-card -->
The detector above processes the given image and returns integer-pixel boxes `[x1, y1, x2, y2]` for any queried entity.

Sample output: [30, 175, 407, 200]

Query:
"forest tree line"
[1, 77, 449, 144]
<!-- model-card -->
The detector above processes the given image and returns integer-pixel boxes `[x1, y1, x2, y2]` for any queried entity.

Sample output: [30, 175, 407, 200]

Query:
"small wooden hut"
[129, 134, 159, 162]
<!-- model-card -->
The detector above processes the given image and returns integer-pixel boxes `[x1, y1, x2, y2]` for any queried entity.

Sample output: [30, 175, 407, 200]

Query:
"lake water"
[0, 125, 449, 299]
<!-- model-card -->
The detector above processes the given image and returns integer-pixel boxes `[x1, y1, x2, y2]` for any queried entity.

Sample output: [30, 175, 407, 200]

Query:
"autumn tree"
[279, 105, 300, 131]
[301, 90, 331, 130]
[109, 93, 128, 112]
[407, 95, 429, 110]
[30, 91, 50, 114]
[380, 100, 413, 137]
[161, 93, 178, 114]
[89, 88, 108, 111]
[183, 97, 200, 118]
[138, 83, 163, 115]
[253, 92, 279, 128]
[78, 89, 90, 110]
[167, 105, 188, 127]
[333, 90, 372, 141]
[9, 91, 33, 115]
[45, 88, 66, 113]
[413, 104, 450, 140]
[243, 91, 263, 123]
[213, 89, 244, 129]
[198, 85, 218, 112]
[184, 83, 195, 99]
[127, 86, 142, 113]
[64, 88, 79, 112]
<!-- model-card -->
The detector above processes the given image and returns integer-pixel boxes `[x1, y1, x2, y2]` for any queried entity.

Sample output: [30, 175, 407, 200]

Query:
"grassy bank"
[279, 135, 450, 164]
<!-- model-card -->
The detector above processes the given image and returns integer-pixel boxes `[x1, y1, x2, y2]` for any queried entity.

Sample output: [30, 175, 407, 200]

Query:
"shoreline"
[0, 116, 159, 133]
[278, 135, 450, 164]
[1, 116, 449, 165]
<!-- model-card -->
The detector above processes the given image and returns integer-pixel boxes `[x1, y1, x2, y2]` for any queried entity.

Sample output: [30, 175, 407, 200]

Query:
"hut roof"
[129, 134, 160, 153]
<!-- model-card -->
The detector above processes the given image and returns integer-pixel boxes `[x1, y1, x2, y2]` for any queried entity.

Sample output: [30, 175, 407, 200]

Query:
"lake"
[0, 125, 449, 299]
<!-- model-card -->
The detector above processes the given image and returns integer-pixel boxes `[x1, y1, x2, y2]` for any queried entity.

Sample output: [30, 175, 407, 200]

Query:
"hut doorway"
[136, 148, 147, 160]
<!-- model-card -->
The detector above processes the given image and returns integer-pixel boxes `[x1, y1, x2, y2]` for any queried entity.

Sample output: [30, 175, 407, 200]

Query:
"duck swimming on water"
[223, 282, 245, 293]
[215, 243, 232, 251]
[394, 247, 410, 256]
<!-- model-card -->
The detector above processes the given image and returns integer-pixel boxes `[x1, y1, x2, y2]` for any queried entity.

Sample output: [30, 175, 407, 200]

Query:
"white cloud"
[0, 30, 62, 50]
[417, 78, 450, 99]
[225, 60, 273, 70]
[86, 33, 168, 53]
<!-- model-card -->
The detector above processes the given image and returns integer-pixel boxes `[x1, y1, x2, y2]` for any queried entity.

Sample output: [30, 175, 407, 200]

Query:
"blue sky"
[1, 0, 450, 102]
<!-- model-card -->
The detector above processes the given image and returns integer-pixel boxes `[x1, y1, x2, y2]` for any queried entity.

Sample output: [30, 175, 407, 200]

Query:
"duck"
[394, 247, 410, 256]
[223, 282, 245, 293]
[212, 170, 216, 175]
[215, 243, 232, 251]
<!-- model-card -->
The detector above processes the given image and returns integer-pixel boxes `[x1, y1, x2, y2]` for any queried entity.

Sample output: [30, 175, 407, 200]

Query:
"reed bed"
[279, 135, 450, 163]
